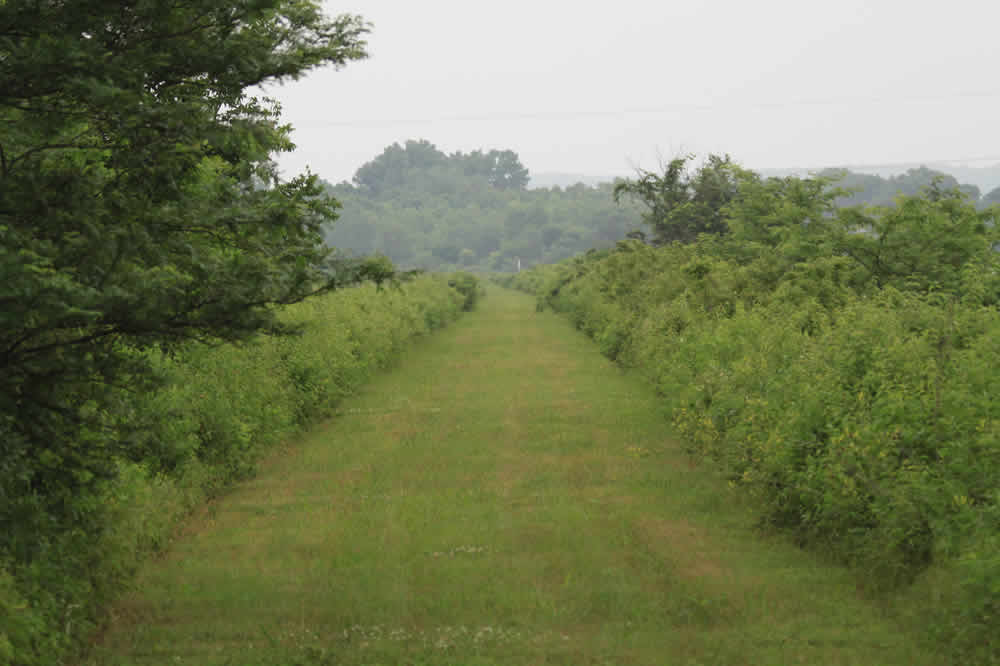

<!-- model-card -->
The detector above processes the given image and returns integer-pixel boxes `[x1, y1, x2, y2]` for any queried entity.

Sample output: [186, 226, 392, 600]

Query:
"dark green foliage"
[0, 1, 414, 662]
[322, 141, 644, 271]
[352, 140, 529, 195]
[0, 276, 467, 665]
[1, 0, 370, 519]
[447, 272, 483, 311]
[613, 154, 739, 245]
[503, 168, 1000, 661]
[834, 188, 998, 294]
[353, 139, 450, 194]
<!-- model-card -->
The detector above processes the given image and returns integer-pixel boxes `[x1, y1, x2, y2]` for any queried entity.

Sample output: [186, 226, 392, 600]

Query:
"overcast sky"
[265, 0, 1000, 184]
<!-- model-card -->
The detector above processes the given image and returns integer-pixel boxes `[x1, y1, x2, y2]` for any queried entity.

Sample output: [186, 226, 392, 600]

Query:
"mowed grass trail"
[88, 287, 942, 665]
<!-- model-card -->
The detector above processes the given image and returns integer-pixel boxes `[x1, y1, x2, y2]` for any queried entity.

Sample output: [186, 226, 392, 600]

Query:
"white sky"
[265, 0, 1000, 183]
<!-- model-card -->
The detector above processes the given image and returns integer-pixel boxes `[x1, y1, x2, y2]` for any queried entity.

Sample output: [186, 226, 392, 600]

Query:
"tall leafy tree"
[353, 142, 531, 195]
[0, 0, 368, 522]
[353, 139, 449, 194]
[613, 154, 739, 244]
[833, 188, 999, 293]
[725, 170, 842, 256]
[479, 149, 530, 190]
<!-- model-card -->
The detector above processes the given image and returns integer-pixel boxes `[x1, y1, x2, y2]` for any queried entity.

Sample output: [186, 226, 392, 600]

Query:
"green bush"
[2, 275, 467, 666]
[448, 272, 484, 311]
[506, 187, 1000, 661]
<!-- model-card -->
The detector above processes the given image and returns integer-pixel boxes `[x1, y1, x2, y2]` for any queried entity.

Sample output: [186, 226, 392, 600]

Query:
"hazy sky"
[265, 0, 1000, 184]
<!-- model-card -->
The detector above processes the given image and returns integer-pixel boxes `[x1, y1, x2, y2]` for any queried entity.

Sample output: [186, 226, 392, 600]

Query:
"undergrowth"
[0, 274, 476, 666]
[497, 183, 1000, 663]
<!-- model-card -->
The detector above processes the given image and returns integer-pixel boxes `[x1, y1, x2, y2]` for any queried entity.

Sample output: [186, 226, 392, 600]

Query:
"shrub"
[448, 272, 484, 311]
[504, 188, 1000, 659]
[2, 274, 467, 666]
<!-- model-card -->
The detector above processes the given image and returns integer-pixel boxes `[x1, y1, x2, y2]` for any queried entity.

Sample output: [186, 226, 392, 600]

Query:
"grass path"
[88, 287, 941, 665]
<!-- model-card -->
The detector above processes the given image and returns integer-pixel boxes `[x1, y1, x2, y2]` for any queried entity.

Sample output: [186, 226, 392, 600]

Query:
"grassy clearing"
[86, 287, 945, 665]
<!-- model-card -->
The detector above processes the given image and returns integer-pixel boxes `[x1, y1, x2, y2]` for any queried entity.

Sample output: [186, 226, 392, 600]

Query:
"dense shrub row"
[498, 183, 1000, 662]
[0, 274, 473, 666]
[447, 272, 486, 312]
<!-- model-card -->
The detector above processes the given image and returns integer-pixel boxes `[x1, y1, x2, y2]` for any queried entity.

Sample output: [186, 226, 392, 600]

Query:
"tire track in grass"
[86, 287, 944, 665]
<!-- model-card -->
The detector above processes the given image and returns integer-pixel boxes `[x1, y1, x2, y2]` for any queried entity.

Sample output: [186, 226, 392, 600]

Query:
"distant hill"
[323, 144, 1000, 273]
[528, 172, 624, 189]
[322, 141, 643, 272]
[936, 164, 1000, 195]
[759, 163, 1000, 200]
[534, 162, 1000, 202]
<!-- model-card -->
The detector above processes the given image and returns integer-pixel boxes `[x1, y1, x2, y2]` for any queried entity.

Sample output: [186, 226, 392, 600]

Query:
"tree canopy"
[324, 146, 992, 272]
[816, 166, 982, 207]
[353, 140, 530, 195]
[1, 0, 368, 524]
[323, 140, 642, 271]
[612, 154, 741, 245]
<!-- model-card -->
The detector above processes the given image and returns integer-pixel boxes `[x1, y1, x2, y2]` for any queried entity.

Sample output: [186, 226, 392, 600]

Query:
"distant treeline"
[762, 163, 1000, 203]
[321, 140, 645, 272]
[816, 166, 999, 208]
[322, 141, 997, 271]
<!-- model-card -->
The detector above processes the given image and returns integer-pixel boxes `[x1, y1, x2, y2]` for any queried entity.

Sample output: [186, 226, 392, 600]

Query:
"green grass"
[85, 287, 945, 665]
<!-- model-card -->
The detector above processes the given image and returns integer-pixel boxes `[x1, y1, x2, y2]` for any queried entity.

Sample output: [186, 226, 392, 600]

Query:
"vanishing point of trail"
[90, 288, 940, 665]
